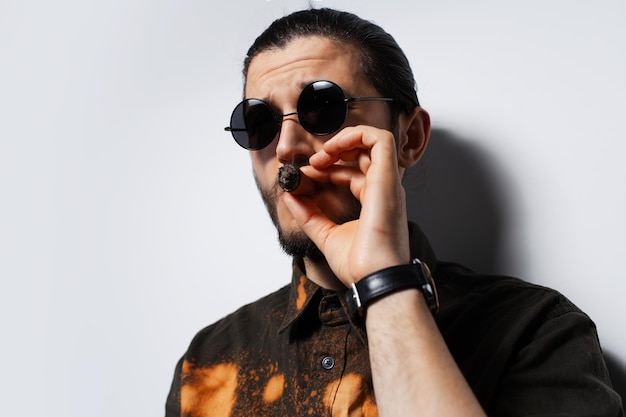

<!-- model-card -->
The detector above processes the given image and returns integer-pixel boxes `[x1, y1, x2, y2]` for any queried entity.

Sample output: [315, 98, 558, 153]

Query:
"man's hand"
[281, 124, 410, 286]
[281, 123, 487, 417]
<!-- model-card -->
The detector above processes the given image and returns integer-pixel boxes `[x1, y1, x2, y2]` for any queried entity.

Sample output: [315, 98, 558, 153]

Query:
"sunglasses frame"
[225, 80, 394, 150]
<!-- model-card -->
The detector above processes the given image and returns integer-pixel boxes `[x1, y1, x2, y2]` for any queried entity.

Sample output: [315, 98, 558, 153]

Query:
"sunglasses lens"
[297, 81, 347, 135]
[229, 99, 279, 150]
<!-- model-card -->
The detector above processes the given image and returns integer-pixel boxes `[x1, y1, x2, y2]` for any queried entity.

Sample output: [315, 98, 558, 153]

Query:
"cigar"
[277, 164, 316, 195]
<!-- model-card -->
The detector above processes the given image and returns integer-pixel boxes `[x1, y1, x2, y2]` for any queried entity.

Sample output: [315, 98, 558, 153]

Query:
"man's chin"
[277, 229, 325, 261]
[253, 170, 359, 262]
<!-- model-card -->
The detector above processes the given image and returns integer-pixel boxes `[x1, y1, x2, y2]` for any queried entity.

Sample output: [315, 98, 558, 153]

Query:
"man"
[166, 8, 623, 417]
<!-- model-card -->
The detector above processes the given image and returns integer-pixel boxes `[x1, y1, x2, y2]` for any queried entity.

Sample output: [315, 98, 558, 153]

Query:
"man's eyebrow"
[248, 80, 314, 100]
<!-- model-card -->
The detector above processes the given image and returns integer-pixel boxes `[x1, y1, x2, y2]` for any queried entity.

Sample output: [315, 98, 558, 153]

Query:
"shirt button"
[321, 356, 335, 370]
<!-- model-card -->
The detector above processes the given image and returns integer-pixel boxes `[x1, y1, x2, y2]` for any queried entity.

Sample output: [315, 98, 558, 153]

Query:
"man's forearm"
[366, 289, 487, 417]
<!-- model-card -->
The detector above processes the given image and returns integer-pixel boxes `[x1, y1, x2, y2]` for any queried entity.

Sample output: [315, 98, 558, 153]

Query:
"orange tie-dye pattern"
[296, 275, 307, 310]
[181, 361, 238, 417]
[323, 373, 378, 417]
[262, 374, 285, 404]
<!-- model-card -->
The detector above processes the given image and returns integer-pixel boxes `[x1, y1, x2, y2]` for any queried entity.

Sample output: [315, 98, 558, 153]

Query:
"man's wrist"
[345, 258, 439, 320]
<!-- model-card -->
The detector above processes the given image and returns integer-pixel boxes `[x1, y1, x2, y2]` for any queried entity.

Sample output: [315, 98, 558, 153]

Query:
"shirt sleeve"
[489, 309, 624, 417]
[164, 355, 184, 417]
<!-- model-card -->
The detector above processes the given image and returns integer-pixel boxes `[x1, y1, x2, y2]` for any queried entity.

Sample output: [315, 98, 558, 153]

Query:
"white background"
[1, 0, 625, 415]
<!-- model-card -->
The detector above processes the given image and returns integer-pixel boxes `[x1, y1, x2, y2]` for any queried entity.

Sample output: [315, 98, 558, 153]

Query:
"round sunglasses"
[225, 80, 394, 150]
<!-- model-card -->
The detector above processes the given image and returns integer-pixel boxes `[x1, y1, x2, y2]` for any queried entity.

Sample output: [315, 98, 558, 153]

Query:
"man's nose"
[275, 115, 315, 166]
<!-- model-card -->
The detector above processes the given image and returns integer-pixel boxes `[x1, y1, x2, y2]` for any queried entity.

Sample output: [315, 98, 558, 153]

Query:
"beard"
[254, 171, 361, 261]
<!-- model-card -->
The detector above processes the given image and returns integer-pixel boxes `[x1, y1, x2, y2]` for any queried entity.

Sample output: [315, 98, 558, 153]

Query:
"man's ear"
[396, 107, 431, 169]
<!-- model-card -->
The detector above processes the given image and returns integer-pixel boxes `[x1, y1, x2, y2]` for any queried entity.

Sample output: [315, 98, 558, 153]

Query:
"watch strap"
[345, 258, 439, 319]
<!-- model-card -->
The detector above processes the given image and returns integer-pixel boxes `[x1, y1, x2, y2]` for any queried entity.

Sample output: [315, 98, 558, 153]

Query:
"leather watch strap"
[345, 258, 439, 319]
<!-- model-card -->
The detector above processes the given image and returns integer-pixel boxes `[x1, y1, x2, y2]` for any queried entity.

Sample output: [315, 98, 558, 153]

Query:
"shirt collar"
[278, 258, 322, 333]
[278, 221, 437, 333]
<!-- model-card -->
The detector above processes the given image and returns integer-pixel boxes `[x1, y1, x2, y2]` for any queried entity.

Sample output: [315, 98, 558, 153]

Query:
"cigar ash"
[278, 164, 315, 195]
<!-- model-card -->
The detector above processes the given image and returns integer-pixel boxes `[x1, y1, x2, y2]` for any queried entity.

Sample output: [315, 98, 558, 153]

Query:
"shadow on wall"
[403, 127, 515, 275]
[404, 127, 625, 405]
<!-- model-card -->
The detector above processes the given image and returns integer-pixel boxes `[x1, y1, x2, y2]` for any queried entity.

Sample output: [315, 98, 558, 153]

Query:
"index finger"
[310, 126, 397, 169]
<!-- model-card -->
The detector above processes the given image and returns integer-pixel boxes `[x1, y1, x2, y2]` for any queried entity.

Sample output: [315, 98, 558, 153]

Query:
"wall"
[1, 0, 624, 415]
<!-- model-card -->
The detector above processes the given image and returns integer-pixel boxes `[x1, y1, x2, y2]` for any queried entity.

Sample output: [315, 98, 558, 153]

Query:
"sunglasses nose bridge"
[277, 110, 299, 128]
[272, 110, 299, 131]
[274, 110, 301, 135]
[281, 111, 298, 119]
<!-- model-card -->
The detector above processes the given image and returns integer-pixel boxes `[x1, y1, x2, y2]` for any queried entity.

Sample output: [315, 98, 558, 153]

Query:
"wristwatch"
[345, 258, 439, 319]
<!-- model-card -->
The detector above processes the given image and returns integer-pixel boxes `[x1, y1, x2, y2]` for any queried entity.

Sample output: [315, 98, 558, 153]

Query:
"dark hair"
[243, 8, 420, 122]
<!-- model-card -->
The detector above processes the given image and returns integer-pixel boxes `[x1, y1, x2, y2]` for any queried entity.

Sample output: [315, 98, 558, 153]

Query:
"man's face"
[245, 36, 393, 259]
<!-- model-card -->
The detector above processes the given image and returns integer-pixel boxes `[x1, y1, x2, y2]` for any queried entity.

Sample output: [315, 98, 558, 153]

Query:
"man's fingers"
[301, 165, 364, 197]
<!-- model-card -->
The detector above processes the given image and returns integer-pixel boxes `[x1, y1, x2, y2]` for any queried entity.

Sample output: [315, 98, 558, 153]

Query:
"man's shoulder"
[432, 261, 617, 414]
[436, 261, 584, 317]
[434, 260, 595, 353]
[185, 284, 292, 359]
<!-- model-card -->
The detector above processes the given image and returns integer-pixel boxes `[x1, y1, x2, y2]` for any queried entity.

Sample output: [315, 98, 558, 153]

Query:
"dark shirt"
[166, 224, 623, 416]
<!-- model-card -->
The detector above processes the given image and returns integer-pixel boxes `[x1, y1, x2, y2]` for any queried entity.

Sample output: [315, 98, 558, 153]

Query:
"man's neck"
[302, 257, 345, 291]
